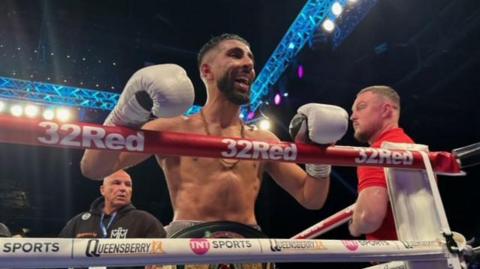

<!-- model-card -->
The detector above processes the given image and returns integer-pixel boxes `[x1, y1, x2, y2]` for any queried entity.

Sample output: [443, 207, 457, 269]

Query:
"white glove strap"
[305, 164, 331, 179]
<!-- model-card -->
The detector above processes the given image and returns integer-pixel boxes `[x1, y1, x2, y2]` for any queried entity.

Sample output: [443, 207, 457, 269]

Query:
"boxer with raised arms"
[81, 33, 349, 237]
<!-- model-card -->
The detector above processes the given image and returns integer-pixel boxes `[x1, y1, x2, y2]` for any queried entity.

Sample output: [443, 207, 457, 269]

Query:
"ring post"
[382, 142, 462, 269]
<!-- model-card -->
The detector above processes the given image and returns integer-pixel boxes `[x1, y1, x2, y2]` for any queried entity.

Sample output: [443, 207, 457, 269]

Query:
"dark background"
[0, 0, 479, 268]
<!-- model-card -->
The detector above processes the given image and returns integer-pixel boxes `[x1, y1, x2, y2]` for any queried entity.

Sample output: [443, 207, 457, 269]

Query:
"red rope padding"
[0, 115, 461, 174]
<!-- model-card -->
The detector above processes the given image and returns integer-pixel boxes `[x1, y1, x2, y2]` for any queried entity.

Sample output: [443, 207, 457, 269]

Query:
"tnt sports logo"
[2, 242, 60, 253]
[211, 240, 252, 249]
[359, 240, 391, 247]
[342, 240, 359, 251]
[189, 239, 210, 255]
[85, 239, 164, 257]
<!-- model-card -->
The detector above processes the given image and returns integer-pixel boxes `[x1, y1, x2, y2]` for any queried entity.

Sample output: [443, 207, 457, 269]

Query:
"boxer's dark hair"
[197, 33, 250, 68]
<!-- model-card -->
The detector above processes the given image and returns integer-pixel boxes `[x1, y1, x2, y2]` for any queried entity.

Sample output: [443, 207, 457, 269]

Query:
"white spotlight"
[322, 19, 336, 32]
[348, 0, 358, 3]
[24, 104, 40, 118]
[43, 109, 55, 120]
[259, 119, 271, 130]
[10, 104, 23, 117]
[0, 100, 5, 112]
[56, 107, 72, 122]
[332, 2, 343, 17]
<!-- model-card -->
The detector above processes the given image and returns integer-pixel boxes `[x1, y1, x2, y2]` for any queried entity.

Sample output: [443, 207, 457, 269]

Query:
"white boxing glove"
[104, 64, 195, 127]
[289, 103, 348, 145]
[289, 103, 348, 179]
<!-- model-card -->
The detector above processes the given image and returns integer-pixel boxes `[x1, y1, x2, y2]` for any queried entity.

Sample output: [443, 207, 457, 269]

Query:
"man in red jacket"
[348, 85, 414, 240]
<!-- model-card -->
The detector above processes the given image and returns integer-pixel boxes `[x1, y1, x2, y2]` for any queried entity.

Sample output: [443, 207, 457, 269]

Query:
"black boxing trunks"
[165, 220, 261, 238]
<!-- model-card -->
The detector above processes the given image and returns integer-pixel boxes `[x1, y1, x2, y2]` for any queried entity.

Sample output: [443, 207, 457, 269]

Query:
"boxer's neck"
[200, 109, 245, 138]
[201, 103, 242, 128]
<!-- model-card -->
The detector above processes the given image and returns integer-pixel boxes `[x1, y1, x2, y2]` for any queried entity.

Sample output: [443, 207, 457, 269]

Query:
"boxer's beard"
[354, 131, 369, 143]
[217, 72, 250, 105]
[354, 126, 376, 144]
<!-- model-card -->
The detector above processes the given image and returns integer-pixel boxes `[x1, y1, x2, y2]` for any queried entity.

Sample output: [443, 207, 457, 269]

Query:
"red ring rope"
[0, 115, 462, 174]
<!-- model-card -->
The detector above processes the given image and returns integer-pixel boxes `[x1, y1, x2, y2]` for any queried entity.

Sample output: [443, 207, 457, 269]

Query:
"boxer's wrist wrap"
[306, 164, 331, 179]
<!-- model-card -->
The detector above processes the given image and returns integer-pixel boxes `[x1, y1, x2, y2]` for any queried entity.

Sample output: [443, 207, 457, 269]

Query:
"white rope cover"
[0, 238, 447, 268]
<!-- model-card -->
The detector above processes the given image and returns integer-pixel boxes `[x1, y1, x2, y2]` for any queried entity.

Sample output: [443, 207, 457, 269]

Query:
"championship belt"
[168, 221, 274, 269]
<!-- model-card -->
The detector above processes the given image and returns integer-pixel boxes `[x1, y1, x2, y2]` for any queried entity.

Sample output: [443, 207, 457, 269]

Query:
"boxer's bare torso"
[143, 113, 275, 225]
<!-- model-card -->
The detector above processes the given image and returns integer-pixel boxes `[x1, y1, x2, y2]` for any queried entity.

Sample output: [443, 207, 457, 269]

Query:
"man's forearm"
[348, 210, 383, 237]
[348, 218, 363, 237]
[81, 149, 121, 180]
[301, 174, 330, 210]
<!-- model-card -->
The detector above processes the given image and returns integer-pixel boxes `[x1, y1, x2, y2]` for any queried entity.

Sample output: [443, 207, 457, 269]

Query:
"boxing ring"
[0, 115, 479, 269]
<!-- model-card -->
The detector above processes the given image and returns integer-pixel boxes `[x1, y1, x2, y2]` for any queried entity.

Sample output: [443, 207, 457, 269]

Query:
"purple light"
[247, 111, 255, 120]
[297, 64, 304, 79]
[274, 93, 281, 105]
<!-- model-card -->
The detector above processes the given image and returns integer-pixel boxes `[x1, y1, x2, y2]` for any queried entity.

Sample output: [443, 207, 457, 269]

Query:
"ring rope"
[420, 151, 455, 236]
[363, 261, 406, 269]
[0, 116, 462, 174]
[0, 237, 446, 268]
